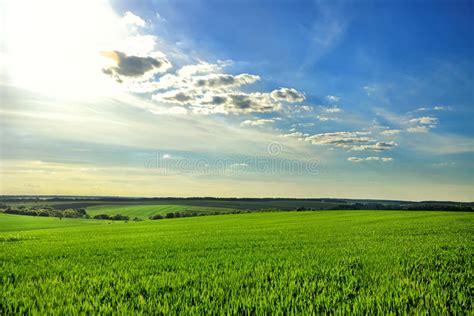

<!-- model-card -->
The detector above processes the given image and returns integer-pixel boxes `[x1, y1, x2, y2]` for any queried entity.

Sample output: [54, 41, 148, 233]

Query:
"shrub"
[111, 214, 129, 221]
[166, 212, 175, 218]
[149, 214, 164, 220]
[93, 214, 111, 220]
[63, 209, 81, 218]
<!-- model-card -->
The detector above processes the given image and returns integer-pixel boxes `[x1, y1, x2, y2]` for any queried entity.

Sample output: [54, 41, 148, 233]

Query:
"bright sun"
[2, 0, 128, 100]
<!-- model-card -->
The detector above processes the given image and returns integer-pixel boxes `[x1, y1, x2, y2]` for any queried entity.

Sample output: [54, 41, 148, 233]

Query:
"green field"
[1, 211, 472, 314]
[0, 213, 103, 233]
[86, 204, 234, 219]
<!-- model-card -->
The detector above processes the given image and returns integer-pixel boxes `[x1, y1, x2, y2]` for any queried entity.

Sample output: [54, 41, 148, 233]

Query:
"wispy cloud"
[279, 131, 398, 152]
[301, 2, 347, 68]
[380, 129, 401, 136]
[324, 106, 342, 113]
[241, 119, 277, 126]
[407, 126, 430, 133]
[415, 105, 453, 112]
[348, 157, 394, 162]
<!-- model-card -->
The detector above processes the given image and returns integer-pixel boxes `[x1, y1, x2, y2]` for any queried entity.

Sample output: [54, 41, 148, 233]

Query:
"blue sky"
[1, 0, 473, 200]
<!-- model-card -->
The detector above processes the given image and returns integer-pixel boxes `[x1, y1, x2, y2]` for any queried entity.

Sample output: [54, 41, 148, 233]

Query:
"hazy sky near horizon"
[1, 0, 473, 201]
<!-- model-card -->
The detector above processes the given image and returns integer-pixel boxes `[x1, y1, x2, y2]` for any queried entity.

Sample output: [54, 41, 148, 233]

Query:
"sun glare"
[3, 0, 127, 99]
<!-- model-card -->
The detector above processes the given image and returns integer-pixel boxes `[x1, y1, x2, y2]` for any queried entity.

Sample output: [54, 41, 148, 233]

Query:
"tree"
[149, 214, 163, 220]
[111, 214, 129, 221]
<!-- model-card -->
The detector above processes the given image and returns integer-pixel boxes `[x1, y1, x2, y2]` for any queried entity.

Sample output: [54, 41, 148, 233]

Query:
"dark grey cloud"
[212, 93, 280, 113]
[101, 51, 171, 82]
[193, 74, 259, 89]
[270, 88, 305, 103]
[163, 91, 193, 103]
[195, 75, 235, 87]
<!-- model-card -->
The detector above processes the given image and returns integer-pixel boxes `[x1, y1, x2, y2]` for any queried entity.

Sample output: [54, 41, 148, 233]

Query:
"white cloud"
[301, 105, 313, 111]
[324, 106, 342, 113]
[433, 105, 452, 111]
[150, 106, 188, 115]
[270, 88, 305, 103]
[348, 156, 394, 162]
[279, 131, 309, 140]
[293, 122, 315, 127]
[118, 35, 159, 56]
[152, 75, 294, 114]
[122, 11, 146, 27]
[316, 115, 338, 121]
[305, 131, 397, 152]
[326, 95, 340, 102]
[241, 119, 276, 126]
[155, 12, 167, 23]
[409, 116, 438, 125]
[150, 63, 303, 114]
[177, 62, 222, 77]
[375, 108, 473, 155]
[415, 105, 452, 112]
[305, 131, 370, 147]
[316, 116, 330, 121]
[363, 85, 378, 96]
[350, 142, 398, 152]
[407, 116, 438, 133]
[380, 129, 401, 136]
[407, 126, 430, 133]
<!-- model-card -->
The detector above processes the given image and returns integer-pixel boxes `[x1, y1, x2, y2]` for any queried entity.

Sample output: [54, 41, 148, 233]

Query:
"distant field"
[3, 198, 472, 213]
[0, 213, 103, 233]
[1, 210, 472, 314]
[86, 204, 234, 219]
[2, 199, 350, 211]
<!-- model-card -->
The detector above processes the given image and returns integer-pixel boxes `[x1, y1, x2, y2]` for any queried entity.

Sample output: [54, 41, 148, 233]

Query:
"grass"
[0, 210, 472, 314]
[86, 204, 233, 219]
[0, 213, 103, 233]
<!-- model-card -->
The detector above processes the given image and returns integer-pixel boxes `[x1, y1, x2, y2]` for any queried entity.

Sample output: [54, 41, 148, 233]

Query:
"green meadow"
[1, 210, 472, 314]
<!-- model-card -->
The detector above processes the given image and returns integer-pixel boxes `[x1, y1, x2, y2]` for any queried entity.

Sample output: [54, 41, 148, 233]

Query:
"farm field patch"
[1, 211, 472, 314]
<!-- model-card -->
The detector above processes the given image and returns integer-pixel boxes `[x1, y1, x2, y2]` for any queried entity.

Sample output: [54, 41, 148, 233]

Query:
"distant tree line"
[327, 203, 473, 212]
[149, 209, 253, 220]
[93, 214, 129, 221]
[1, 205, 88, 218]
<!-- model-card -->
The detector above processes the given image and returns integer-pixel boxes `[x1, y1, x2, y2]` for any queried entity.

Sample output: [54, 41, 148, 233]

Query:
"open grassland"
[86, 204, 234, 219]
[0, 211, 472, 314]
